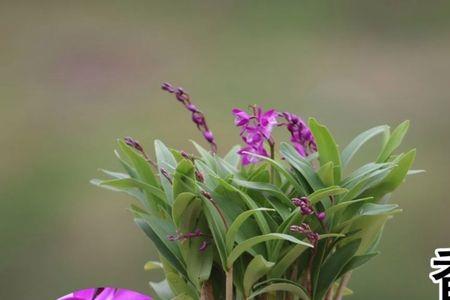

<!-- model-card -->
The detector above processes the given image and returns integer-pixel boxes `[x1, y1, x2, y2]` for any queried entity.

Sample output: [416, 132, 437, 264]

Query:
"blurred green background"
[1, 1, 449, 299]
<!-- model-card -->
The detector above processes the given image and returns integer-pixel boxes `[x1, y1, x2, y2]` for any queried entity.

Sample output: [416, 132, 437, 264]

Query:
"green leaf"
[243, 255, 275, 297]
[173, 159, 196, 198]
[340, 252, 379, 275]
[118, 139, 159, 186]
[200, 194, 228, 271]
[149, 279, 174, 300]
[280, 143, 324, 191]
[248, 282, 310, 300]
[317, 161, 335, 186]
[340, 166, 394, 203]
[270, 243, 309, 278]
[233, 179, 292, 207]
[225, 208, 275, 253]
[172, 192, 200, 228]
[223, 145, 241, 168]
[91, 178, 169, 212]
[165, 272, 196, 298]
[314, 239, 361, 300]
[155, 140, 177, 204]
[241, 151, 307, 195]
[376, 120, 409, 162]
[341, 125, 389, 168]
[227, 233, 312, 269]
[344, 215, 391, 255]
[191, 140, 216, 170]
[309, 117, 342, 183]
[308, 186, 348, 204]
[364, 149, 416, 200]
[144, 260, 163, 271]
[135, 218, 187, 278]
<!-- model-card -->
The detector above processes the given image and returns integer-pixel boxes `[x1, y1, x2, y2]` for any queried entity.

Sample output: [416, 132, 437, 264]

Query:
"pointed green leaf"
[227, 233, 312, 268]
[376, 120, 409, 162]
[309, 117, 342, 183]
[243, 255, 275, 297]
[226, 208, 275, 253]
[342, 125, 389, 167]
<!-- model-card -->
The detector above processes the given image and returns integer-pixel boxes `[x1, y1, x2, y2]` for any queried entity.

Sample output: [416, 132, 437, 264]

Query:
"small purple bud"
[192, 112, 205, 126]
[307, 232, 319, 244]
[316, 212, 326, 221]
[124, 136, 144, 153]
[161, 82, 175, 93]
[187, 103, 198, 112]
[290, 225, 302, 233]
[167, 235, 177, 241]
[203, 130, 215, 143]
[181, 150, 191, 159]
[175, 87, 190, 102]
[199, 241, 208, 252]
[195, 171, 204, 182]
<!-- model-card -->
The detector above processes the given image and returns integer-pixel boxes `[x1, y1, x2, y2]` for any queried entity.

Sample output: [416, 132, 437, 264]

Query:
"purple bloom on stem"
[281, 112, 317, 157]
[233, 105, 278, 165]
[232, 108, 251, 126]
[58, 287, 151, 300]
[256, 108, 278, 139]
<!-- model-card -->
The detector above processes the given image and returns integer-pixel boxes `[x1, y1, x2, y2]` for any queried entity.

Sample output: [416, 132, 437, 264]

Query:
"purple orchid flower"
[232, 106, 278, 165]
[281, 112, 317, 157]
[58, 287, 151, 300]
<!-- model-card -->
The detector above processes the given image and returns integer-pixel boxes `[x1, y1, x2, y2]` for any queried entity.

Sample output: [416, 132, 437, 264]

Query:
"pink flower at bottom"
[58, 287, 151, 300]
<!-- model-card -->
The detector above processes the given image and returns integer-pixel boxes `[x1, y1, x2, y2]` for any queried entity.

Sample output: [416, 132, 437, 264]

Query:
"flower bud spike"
[162, 82, 217, 153]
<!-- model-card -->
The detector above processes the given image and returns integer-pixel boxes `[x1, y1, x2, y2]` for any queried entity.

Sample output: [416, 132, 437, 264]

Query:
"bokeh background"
[1, 1, 449, 299]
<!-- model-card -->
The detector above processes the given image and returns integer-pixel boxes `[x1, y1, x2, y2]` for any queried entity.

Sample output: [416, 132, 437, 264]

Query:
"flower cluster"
[280, 112, 317, 157]
[167, 229, 209, 251]
[232, 106, 317, 165]
[161, 82, 217, 153]
[292, 197, 326, 220]
[232, 106, 278, 165]
[290, 223, 319, 245]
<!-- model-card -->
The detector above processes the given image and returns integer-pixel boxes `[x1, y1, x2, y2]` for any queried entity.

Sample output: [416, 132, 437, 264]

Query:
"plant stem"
[334, 272, 352, 300]
[201, 280, 214, 300]
[325, 286, 334, 300]
[226, 267, 233, 300]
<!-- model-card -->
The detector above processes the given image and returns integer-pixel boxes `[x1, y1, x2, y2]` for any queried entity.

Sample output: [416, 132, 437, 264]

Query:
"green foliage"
[92, 120, 419, 300]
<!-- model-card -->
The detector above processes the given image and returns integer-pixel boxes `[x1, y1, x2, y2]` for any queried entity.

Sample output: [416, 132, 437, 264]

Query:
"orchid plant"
[92, 83, 420, 300]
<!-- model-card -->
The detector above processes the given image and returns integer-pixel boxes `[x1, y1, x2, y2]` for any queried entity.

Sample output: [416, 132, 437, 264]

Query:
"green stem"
[334, 272, 352, 300]
[226, 267, 233, 300]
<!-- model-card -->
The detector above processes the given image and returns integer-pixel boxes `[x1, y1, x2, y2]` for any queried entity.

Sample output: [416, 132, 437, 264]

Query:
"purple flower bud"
[203, 130, 215, 143]
[192, 112, 205, 126]
[181, 150, 191, 159]
[307, 232, 319, 244]
[195, 171, 204, 182]
[187, 103, 198, 112]
[175, 87, 190, 102]
[199, 241, 208, 252]
[316, 211, 326, 221]
[161, 82, 175, 93]
[167, 235, 177, 241]
[124, 136, 144, 153]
